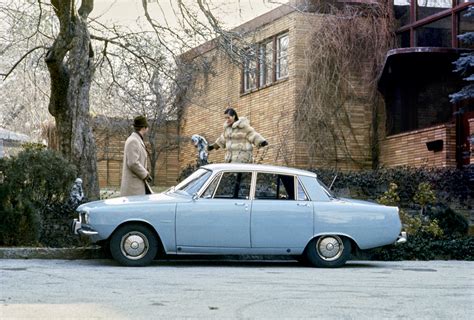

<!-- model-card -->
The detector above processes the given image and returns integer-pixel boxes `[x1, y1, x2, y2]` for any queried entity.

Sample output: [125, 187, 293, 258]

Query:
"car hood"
[77, 191, 191, 211]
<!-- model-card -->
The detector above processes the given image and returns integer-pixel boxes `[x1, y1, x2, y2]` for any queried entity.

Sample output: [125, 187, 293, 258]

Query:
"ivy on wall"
[296, 1, 395, 169]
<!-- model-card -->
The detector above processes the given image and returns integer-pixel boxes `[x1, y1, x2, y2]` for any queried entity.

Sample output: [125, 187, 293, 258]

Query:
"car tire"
[306, 235, 351, 268]
[109, 224, 158, 267]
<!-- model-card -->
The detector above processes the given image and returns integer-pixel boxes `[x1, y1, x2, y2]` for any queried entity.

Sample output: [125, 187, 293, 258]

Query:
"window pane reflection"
[394, 0, 411, 26]
[417, 0, 452, 20]
[415, 15, 452, 47]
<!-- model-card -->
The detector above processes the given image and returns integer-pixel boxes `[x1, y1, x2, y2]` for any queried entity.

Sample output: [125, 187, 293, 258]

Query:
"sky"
[92, 0, 286, 30]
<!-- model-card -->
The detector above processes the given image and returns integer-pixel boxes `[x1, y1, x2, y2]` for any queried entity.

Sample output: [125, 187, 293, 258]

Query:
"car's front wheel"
[306, 235, 351, 268]
[109, 224, 158, 266]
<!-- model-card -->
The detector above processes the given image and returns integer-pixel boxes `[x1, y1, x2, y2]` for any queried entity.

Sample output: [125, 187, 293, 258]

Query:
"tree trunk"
[45, 0, 99, 200]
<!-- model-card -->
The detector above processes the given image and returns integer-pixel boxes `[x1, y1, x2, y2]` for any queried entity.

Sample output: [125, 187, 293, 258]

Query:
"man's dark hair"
[224, 108, 239, 121]
[133, 115, 148, 131]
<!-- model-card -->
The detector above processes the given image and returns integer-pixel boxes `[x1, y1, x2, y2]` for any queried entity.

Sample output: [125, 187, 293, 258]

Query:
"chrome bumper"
[396, 231, 407, 244]
[71, 219, 99, 236]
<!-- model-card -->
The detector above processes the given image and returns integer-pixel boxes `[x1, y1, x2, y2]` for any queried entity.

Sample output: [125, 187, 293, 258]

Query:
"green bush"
[311, 166, 472, 260]
[426, 206, 469, 237]
[0, 147, 77, 246]
[369, 235, 474, 261]
[312, 166, 473, 208]
[177, 163, 198, 182]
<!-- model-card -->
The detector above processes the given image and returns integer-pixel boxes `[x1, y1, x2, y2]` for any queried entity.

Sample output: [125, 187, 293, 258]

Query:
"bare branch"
[1, 45, 47, 80]
[78, 0, 94, 19]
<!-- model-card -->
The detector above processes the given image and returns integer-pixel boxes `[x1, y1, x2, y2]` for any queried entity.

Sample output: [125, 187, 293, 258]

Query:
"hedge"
[0, 145, 83, 247]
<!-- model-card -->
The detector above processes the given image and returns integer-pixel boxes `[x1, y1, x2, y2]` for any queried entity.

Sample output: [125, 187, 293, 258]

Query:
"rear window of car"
[255, 173, 295, 200]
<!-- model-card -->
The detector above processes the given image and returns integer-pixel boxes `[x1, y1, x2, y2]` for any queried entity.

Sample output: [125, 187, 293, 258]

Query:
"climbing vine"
[296, 1, 395, 169]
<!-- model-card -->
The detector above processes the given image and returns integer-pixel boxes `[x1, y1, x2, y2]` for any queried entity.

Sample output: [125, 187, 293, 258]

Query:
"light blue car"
[72, 163, 406, 267]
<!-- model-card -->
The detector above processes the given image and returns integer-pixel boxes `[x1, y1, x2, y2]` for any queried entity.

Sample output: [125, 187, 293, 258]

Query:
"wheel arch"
[109, 220, 166, 256]
[304, 233, 360, 254]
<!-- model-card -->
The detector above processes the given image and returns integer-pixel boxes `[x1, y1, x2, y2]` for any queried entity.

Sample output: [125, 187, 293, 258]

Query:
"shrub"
[366, 180, 469, 260]
[177, 162, 205, 182]
[0, 147, 78, 246]
[369, 235, 474, 261]
[377, 182, 443, 239]
[312, 166, 473, 208]
[311, 166, 472, 260]
[425, 206, 469, 237]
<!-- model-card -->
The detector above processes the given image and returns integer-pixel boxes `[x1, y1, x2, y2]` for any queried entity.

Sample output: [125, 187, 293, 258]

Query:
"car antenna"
[329, 174, 338, 190]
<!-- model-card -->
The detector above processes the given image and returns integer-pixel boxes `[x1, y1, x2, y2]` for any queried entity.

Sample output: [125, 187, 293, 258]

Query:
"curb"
[0, 246, 104, 260]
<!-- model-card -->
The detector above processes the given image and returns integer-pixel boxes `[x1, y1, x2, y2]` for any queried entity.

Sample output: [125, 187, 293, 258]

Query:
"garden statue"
[69, 178, 84, 209]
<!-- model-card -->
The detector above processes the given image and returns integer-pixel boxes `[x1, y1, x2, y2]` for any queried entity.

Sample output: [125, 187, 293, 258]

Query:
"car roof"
[202, 163, 317, 178]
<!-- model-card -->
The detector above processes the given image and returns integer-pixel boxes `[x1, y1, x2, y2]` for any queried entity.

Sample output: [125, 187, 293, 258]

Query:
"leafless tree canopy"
[1, 0, 280, 196]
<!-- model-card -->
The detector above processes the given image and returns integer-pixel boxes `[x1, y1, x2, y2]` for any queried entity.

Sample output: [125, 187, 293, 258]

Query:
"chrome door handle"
[297, 203, 310, 207]
[234, 202, 246, 206]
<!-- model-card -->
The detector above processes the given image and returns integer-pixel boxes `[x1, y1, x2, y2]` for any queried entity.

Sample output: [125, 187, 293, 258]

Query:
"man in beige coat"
[208, 108, 268, 163]
[120, 116, 152, 196]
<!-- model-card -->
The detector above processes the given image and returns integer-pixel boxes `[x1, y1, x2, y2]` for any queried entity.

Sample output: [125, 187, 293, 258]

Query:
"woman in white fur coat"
[208, 108, 268, 163]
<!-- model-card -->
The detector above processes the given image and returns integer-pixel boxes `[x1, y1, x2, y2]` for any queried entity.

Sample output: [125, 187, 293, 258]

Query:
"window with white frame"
[243, 47, 257, 92]
[259, 40, 274, 87]
[242, 32, 288, 93]
[276, 33, 289, 80]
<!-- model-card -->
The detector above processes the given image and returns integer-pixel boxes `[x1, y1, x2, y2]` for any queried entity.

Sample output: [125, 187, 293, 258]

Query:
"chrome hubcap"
[316, 236, 344, 261]
[121, 231, 149, 260]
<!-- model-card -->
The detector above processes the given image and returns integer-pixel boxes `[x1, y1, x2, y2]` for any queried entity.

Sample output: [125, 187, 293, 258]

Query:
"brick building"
[178, 0, 473, 172]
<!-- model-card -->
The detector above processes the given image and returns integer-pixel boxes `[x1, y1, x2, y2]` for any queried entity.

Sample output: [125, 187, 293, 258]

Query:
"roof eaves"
[179, 4, 296, 62]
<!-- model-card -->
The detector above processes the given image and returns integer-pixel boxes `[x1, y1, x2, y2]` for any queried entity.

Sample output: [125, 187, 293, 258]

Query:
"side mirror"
[192, 193, 199, 201]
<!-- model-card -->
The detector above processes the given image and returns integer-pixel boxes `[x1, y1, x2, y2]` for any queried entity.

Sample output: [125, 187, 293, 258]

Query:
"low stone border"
[0, 246, 104, 260]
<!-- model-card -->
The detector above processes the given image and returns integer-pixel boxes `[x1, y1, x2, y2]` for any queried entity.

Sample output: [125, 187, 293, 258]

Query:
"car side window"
[255, 173, 295, 200]
[201, 173, 221, 199]
[297, 180, 309, 201]
[213, 172, 252, 199]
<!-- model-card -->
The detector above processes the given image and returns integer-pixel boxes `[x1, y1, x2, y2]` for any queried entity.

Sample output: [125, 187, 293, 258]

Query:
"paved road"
[1, 259, 473, 319]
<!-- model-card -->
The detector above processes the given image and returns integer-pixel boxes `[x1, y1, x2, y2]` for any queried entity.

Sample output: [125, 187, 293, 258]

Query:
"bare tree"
[42, 0, 100, 199]
[1, 0, 279, 196]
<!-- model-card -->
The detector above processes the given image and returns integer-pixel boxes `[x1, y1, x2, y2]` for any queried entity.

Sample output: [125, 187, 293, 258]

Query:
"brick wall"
[179, 11, 301, 169]
[179, 10, 378, 172]
[94, 120, 179, 188]
[379, 123, 457, 168]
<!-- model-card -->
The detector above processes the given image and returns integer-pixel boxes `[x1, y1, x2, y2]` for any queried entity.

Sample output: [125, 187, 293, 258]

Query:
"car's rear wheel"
[306, 235, 351, 268]
[110, 224, 158, 266]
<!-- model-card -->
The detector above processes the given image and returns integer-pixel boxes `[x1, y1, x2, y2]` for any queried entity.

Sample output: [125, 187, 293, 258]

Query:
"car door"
[251, 173, 313, 249]
[176, 171, 252, 249]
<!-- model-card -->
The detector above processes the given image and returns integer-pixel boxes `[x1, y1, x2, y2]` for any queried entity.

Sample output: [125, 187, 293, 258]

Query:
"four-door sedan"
[72, 163, 406, 267]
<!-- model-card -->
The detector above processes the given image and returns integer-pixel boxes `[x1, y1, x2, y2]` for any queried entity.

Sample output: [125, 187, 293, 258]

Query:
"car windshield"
[174, 168, 212, 195]
[317, 178, 336, 199]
